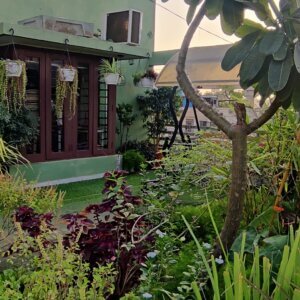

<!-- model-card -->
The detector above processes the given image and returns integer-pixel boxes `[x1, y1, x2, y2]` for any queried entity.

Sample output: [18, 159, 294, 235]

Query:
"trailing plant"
[55, 66, 78, 119]
[0, 60, 27, 111]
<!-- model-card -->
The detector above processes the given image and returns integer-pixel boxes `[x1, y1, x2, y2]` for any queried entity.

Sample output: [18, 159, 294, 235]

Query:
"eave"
[0, 22, 151, 60]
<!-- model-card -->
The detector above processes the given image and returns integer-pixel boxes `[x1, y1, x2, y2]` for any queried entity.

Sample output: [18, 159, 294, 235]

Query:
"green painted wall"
[2, 0, 156, 182]
[0, 0, 155, 147]
[10, 155, 119, 184]
[0, 0, 155, 51]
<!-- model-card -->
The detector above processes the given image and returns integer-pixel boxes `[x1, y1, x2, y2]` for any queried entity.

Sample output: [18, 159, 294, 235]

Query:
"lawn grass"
[57, 171, 154, 214]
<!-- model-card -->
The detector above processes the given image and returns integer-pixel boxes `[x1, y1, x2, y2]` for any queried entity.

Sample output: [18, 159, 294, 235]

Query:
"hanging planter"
[55, 66, 78, 119]
[103, 73, 120, 85]
[133, 69, 158, 88]
[140, 77, 155, 88]
[0, 60, 27, 111]
[5, 60, 24, 77]
[58, 66, 76, 82]
[99, 58, 121, 86]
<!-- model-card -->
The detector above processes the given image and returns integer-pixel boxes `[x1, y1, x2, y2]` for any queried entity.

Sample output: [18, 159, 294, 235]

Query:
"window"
[17, 48, 116, 162]
[186, 119, 194, 133]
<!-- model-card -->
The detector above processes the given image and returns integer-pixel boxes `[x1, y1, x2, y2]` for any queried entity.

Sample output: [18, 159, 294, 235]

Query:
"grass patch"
[57, 171, 154, 214]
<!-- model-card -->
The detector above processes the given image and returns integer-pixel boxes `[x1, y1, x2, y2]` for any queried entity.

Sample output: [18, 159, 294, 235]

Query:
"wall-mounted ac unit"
[106, 10, 142, 45]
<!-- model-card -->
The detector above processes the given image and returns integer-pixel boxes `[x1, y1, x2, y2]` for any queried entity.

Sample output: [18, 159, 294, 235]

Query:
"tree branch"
[176, 3, 232, 137]
[246, 97, 282, 134]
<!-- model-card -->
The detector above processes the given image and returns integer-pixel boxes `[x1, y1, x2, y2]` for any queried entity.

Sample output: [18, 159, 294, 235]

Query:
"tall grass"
[183, 216, 300, 300]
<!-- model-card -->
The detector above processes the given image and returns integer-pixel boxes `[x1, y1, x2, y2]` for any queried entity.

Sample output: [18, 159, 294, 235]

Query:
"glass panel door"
[20, 50, 46, 162]
[77, 64, 89, 151]
[50, 60, 65, 153]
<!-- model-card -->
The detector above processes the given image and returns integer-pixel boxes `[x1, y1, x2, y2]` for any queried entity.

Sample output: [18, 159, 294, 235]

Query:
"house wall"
[10, 155, 120, 187]
[1, 0, 155, 184]
[0, 0, 155, 51]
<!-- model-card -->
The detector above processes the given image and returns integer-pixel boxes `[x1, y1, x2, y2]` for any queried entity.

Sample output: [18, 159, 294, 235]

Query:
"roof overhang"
[0, 22, 151, 60]
[155, 44, 241, 88]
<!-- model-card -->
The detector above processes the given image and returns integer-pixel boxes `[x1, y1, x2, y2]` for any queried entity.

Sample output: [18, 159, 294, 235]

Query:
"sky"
[154, 1, 238, 51]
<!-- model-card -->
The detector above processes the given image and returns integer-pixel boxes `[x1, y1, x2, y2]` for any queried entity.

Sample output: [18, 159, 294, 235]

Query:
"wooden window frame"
[9, 46, 116, 163]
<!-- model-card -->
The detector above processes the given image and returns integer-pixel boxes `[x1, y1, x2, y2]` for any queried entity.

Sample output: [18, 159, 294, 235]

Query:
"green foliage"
[123, 140, 157, 162]
[122, 149, 146, 172]
[171, 202, 226, 241]
[99, 58, 120, 74]
[138, 237, 210, 299]
[137, 87, 180, 146]
[0, 175, 63, 240]
[0, 60, 27, 111]
[1, 231, 116, 299]
[187, 220, 300, 299]
[164, 0, 300, 112]
[0, 102, 38, 148]
[117, 103, 136, 149]
[0, 138, 26, 171]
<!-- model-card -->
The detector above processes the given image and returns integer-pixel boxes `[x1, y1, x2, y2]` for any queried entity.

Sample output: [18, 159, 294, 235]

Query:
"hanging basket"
[104, 73, 120, 85]
[5, 60, 23, 77]
[58, 67, 76, 82]
[139, 77, 155, 88]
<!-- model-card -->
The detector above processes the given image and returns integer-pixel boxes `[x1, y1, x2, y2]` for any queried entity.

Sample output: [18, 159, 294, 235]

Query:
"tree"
[163, 0, 300, 254]
[137, 87, 180, 149]
[116, 103, 136, 150]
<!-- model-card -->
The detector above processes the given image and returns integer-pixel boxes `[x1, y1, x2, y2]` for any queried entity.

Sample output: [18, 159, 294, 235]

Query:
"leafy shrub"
[12, 171, 154, 299]
[0, 175, 63, 240]
[122, 149, 146, 172]
[1, 230, 116, 299]
[0, 102, 38, 148]
[171, 201, 227, 241]
[122, 140, 156, 162]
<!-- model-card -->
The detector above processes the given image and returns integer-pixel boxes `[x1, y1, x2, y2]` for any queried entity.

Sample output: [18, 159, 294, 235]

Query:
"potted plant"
[133, 69, 158, 88]
[58, 65, 77, 82]
[5, 60, 25, 77]
[55, 66, 78, 119]
[0, 60, 27, 111]
[99, 58, 121, 85]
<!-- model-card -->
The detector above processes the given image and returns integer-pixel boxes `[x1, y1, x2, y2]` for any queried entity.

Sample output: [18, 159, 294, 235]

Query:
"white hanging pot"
[5, 60, 23, 77]
[140, 77, 155, 88]
[59, 67, 76, 82]
[104, 73, 120, 85]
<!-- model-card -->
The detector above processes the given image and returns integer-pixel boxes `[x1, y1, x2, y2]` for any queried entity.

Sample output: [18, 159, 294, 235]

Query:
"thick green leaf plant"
[162, 0, 300, 254]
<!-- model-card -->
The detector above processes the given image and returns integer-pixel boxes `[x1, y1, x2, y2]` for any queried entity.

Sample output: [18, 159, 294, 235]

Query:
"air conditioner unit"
[106, 10, 142, 45]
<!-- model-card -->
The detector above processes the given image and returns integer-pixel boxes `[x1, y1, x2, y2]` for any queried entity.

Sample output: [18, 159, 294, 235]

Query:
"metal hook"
[64, 38, 69, 45]
[9, 28, 14, 36]
[109, 46, 113, 51]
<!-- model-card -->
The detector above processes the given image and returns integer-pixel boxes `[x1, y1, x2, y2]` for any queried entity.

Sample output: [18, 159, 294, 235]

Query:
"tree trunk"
[215, 126, 248, 255]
